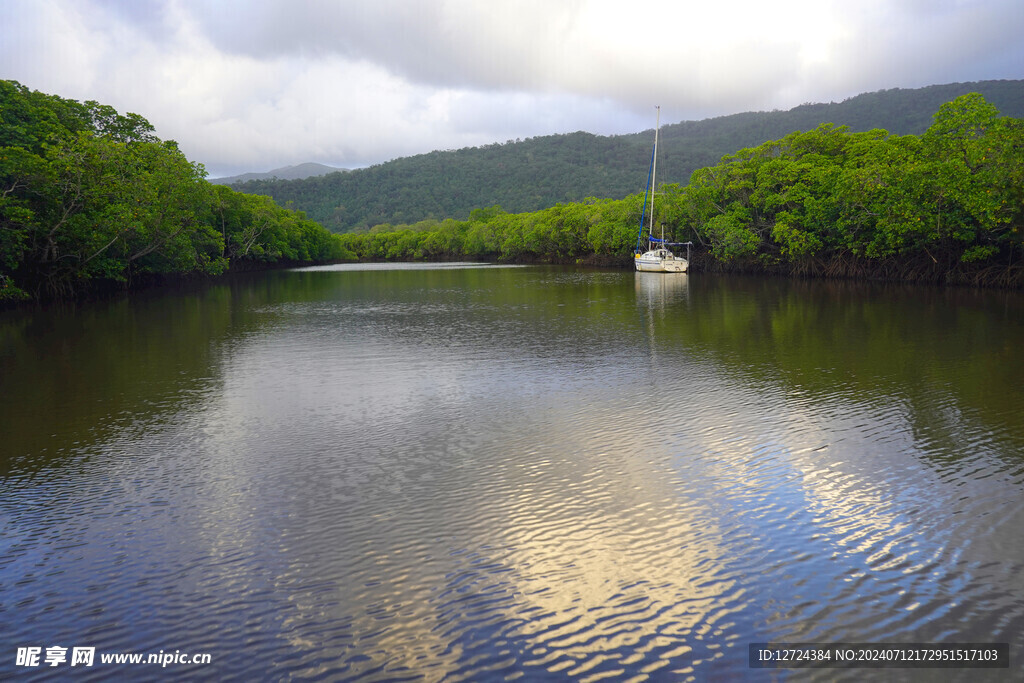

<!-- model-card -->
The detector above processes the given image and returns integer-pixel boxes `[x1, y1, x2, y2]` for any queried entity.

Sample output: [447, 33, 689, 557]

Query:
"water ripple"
[3, 267, 1023, 680]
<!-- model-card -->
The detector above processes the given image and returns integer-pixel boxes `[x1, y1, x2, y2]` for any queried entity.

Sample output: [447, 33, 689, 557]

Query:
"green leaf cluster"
[1, 81, 351, 301]
[679, 93, 1023, 277]
[335, 196, 646, 265]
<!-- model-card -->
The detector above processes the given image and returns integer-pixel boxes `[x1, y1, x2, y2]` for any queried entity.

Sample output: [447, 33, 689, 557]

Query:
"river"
[1, 263, 1022, 680]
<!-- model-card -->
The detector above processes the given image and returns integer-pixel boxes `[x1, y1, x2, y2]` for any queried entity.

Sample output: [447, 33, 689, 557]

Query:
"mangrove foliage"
[0, 80, 352, 302]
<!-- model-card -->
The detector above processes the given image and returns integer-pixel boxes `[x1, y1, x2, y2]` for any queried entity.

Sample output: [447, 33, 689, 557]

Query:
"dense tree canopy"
[677, 93, 1024, 283]
[1, 81, 351, 301]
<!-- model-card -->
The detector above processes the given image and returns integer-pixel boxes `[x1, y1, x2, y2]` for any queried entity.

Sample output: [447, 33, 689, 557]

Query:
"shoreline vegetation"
[3, 81, 1022, 305]
[0, 80, 354, 304]
[334, 93, 1023, 289]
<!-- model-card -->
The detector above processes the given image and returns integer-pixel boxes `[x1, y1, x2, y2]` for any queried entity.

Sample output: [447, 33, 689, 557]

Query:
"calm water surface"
[1, 264, 1022, 681]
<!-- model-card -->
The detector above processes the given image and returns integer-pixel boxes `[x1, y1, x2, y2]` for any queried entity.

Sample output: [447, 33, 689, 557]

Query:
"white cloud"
[3, 0, 1022, 177]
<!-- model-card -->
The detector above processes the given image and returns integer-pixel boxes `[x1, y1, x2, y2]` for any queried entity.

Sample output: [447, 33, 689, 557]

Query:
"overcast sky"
[4, 0, 1023, 178]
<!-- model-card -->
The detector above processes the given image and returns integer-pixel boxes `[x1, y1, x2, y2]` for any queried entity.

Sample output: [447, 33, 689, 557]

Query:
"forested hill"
[233, 80, 1024, 232]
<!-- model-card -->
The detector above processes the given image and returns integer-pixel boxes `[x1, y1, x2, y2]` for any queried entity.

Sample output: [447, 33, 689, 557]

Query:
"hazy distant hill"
[210, 162, 347, 185]
[232, 80, 1024, 232]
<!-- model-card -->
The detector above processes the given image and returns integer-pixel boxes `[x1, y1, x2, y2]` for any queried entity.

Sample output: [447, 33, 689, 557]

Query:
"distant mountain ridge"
[231, 80, 1024, 232]
[210, 162, 347, 185]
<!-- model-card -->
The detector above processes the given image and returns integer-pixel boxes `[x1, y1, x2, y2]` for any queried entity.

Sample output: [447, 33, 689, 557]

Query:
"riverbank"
[0, 258, 360, 310]
[459, 250, 1024, 289]
[686, 250, 1024, 289]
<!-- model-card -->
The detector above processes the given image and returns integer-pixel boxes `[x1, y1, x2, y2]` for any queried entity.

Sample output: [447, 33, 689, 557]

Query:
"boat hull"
[635, 253, 688, 272]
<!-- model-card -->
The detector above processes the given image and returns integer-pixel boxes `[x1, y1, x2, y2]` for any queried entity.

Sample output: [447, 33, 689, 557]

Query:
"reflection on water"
[1, 264, 1023, 680]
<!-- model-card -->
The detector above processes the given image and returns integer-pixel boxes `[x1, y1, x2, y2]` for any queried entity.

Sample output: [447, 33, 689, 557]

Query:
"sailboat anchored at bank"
[634, 106, 690, 273]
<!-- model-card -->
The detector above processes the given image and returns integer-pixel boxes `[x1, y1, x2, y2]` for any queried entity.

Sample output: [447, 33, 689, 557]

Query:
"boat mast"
[648, 105, 660, 240]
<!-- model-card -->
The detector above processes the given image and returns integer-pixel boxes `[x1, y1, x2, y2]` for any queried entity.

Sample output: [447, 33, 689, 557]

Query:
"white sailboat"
[634, 106, 690, 273]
